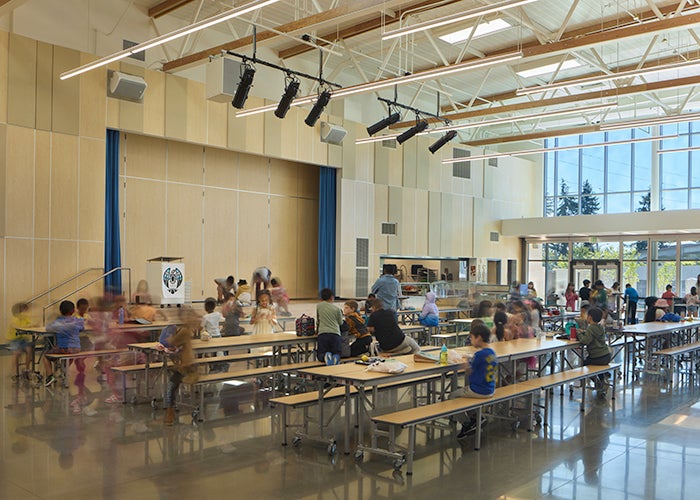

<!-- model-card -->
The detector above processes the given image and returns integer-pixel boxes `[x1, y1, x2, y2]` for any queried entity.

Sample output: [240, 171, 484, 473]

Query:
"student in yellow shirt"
[6, 302, 34, 381]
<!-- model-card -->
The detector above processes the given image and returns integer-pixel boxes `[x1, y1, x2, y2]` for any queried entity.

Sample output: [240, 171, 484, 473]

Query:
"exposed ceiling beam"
[465, 124, 600, 147]
[148, 0, 196, 19]
[163, 0, 402, 72]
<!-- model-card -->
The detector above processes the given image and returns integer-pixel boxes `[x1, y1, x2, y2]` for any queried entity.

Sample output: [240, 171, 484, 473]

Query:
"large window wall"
[659, 122, 700, 210]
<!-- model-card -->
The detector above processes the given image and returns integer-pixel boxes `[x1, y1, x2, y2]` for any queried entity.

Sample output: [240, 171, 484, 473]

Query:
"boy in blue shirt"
[449, 324, 498, 439]
[42, 300, 84, 387]
[624, 284, 639, 324]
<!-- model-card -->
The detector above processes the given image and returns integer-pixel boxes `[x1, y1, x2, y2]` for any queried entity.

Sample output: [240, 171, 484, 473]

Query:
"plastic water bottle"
[439, 344, 448, 365]
[118, 307, 124, 325]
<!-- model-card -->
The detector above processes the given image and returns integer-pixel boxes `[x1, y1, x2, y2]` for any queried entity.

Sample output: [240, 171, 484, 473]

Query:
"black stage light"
[304, 90, 331, 127]
[396, 119, 428, 144]
[231, 64, 256, 109]
[429, 130, 458, 154]
[366, 112, 400, 136]
[274, 78, 300, 119]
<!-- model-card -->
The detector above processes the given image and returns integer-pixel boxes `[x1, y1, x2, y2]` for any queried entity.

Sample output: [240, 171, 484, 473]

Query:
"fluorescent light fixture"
[517, 58, 700, 96]
[600, 111, 700, 131]
[441, 134, 677, 164]
[356, 102, 617, 145]
[657, 145, 700, 154]
[439, 19, 512, 44]
[60, 0, 280, 80]
[236, 52, 522, 117]
[516, 59, 582, 79]
[382, 0, 539, 40]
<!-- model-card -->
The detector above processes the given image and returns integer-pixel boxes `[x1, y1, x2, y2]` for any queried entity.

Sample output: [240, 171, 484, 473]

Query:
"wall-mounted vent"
[356, 238, 369, 267]
[382, 138, 397, 149]
[490, 232, 500, 242]
[452, 147, 471, 179]
[488, 157, 499, 167]
[381, 222, 397, 235]
[123, 40, 145, 62]
[355, 268, 369, 297]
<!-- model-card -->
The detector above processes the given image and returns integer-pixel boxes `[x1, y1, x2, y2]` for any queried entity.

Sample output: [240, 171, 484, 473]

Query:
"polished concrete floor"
[2, 348, 700, 499]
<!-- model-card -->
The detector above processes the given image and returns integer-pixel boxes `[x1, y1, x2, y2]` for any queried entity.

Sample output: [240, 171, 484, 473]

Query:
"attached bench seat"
[652, 341, 700, 382]
[46, 348, 131, 387]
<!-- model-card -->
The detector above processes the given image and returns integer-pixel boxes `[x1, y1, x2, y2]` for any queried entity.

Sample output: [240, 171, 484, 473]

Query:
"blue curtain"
[104, 129, 122, 294]
[318, 167, 337, 292]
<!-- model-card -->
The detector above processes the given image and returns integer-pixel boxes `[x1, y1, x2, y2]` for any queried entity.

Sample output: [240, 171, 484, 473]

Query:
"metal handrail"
[25, 267, 104, 306]
[42, 267, 131, 325]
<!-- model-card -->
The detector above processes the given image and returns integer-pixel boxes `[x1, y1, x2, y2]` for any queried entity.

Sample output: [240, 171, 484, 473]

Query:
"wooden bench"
[46, 348, 131, 387]
[652, 341, 700, 383]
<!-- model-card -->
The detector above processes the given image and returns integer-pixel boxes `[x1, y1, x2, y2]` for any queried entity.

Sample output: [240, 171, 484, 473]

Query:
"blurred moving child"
[43, 301, 84, 387]
[270, 277, 292, 316]
[6, 302, 33, 380]
[222, 292, 245, 336]
[200, 297, 223, 339]
[578, 306, 612, 394]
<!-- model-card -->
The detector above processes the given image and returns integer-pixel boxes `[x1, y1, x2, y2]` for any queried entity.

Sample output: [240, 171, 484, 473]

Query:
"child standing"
[222, 292, 245, 336]
[449, 324, 498, 439]
[234, 279, 252, 306]
[578, 307, 612, 394]
[343, 300, 372, 357]
[43, 301, 84, 387]
[564, 283, 578, 311]
[251, 290, 277, 335]
[270, 277, 292, 316]
[6, 302, 34, 381]
[418, 292, 439, 327]
[661, 284, 676, 308]
[316, 288, 344, 365]
[200, 297, 223, 339]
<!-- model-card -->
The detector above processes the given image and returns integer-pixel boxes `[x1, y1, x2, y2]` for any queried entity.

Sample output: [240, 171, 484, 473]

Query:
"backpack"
[295, 314, 315, 336]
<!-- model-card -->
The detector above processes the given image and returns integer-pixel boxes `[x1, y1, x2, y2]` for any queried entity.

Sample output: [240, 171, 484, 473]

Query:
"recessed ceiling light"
[516, 59, 583, 79]
[439, 19, 512, 44]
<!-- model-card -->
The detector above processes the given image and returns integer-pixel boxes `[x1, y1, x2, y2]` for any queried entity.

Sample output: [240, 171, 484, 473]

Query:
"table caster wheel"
[393, 457, 406, 471]
[292, 436, 302, 447]
[535, 415, 542, 425]
[191, 409, 199, 421]
[327, 441, 337, 456]
[354, 451, 364, 463]
[512, 420, 521, 431]
[151, 399, 158, 409]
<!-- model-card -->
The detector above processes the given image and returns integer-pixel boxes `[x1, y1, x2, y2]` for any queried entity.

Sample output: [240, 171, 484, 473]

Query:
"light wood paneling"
[143, 70, 165, 137]
[415, 136, 432, 190]
[238, 154, 269, 193]
[51, 46, 80, 135]
[243, 96, 265, 155]
[50, 133, 79, 240]
[202, 187, 237, 299]
[0, 239, 4, 327]
[0, 125, 5, 237]
[269, 196, 298, 294]
[79, 138, 105, 241]
[415, 190, 429, 255]
[373, 185, 388, 255]
[428, 191, 441, 256]
[0, 31, 7, 123]
[6, 238, 34, 306]
[33, 239, 49, 302]
[186, 79, 206, 144]
[7, 33, 36, 128]
[5, 125, 34, 237]
[341, 122, 358, 180]
[164, 73, 188, 140]
[166, 183, 203, 295]
[35, 42, 53, 131]
[124, 134, 166, 180]
[206, 100, 227, 148]
[297, 164, 319, 200]
[204, 146, 237, 189]
[123, 178, 166, 281]
[237, 191, 270, 279]
[310, 113, 329, 166]
[167, 140, 203, 185]
[77, 241, 105, 299]
[106, 96, 119, 129]
[402, 139, 417, 189]
[50, 240, 79, 294]
[270, 158, 298, 196]
[296, 197, 318, 298]
[263, 108, 284, 159]
[400, 187, 416, 254]
[79, 54, 107, 139]
[34, 130, 51, 239]
[388, 186, 402, 255]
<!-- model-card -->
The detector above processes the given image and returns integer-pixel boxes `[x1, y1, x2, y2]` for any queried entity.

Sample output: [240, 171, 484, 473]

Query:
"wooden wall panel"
[373, 185, 388, 255]
[122, 179, 166, 281]
[0, 239, 4, 326]
[341, 122, 359, 180]
[78, 241, 105, 299]
[237, 191, 270, 278]
[0, 125, 5, 237]
[33, 239, 49, 302]
[202, 187, 238, 299]
[298, 164, 319, 200]
[428, 191, 442, 256]
[263, 109, 283, 159]
[34, 130, 51, 238]
[238, 154, 269, 193]
[124, 134, 166, 180]
[50, 240, 79, 294]
[51, 46, 80, 135]
[164, 74, 188, 140]
[296, 197, 318, 298]
[402, 139, 417, 188]
[309, 113, 329, 166]
[400, 188, 416, 254]
[415, 190, 429, 256]
[270, 159, 298, 196]
[415, 136, 432, 190]
[186, 80, 206, 144]
[105, 96, 119, 130]
[167, 140, 203, 185]
[7, 33, 37, 128]
[6, 239, 34, 306]
[50, 134, 79, 240]
[204, 147, 237, 189]
[35, 42, 53, 131]
[79, 138, 105, 241]
[206, 100, 227, 148]
[78, 54, 107, 139]
[269, 196, 299, 295]
[143, 70, 165, 137]
[5, 125, 34, 237]
[0, 31, 7, 123]
[166, 183, 203, 295]
[387, 186, 402, 255]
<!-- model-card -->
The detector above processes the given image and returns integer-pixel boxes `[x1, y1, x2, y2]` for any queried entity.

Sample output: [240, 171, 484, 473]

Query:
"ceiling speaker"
[320, 122, 347, 145]
[206, 56, 243, 103]
[108, 71, 147, 102]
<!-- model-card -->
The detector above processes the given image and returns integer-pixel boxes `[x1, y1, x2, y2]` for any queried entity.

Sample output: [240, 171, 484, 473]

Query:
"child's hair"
[587, 307, 603, 323]
[256, 289, 271, 302]
[344, 300, 359, 312]
[666, 284, 673, 290]
[59, 300, 75, 316]
[594, 280, 604, 288]
[271, 278, 280, 287]
[583, 279, 591, 286]
[367, 293, 376, 299]
[625, 283, 632, 288]
[11, 302, 29, 316]
[470, 318, 485, 329]
[76, 298, 88, 309]
[494, 302, 506, 313]
[471, 324, 491, 343]
[237, 279, 247, 286]
[204, 297, 217, 313]
[320, 288, 334, 301]
[226, 275, 234, 284]
[493, 311, 508, 341]
[475, 300, 493, 318]
[692, 286, 698, 295]
[370, 298, 384, 311]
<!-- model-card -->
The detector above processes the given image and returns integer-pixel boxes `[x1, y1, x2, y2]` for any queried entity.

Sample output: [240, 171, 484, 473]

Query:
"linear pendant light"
[441, 134, 677, 164]
[516, 58, 700, 96]
[236, 52, 523, 117]
[382, 0, 540, 40]
[355, 102, 617, 145]
[60, 0, 280, 80]
[600, 111, 700, 131]
[658, 145, 700, 154]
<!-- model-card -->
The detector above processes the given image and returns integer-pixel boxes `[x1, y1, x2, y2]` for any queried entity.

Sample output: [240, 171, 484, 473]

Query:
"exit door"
[570, 260, 620, 290]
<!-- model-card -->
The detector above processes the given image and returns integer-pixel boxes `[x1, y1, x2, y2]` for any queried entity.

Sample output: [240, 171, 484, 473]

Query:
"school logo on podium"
[163, 267, 183, 294]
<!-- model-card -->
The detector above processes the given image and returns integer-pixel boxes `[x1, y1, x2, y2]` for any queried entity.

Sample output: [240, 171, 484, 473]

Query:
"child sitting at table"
[6, 302, 34, 381]
[343, 300, 372, 357]
[42, 300, 84, 387]
[316, 288, 344, 365]
[578, 307, 612, 394]
[448, 324, 498, 439]
[418, 291, 439, 327]
[200, 297, 223, 339]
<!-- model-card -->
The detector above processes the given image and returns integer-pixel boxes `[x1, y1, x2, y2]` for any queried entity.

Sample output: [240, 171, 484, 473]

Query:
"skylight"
[439, 18, 512, 44]
[516, 59, 582, 79]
